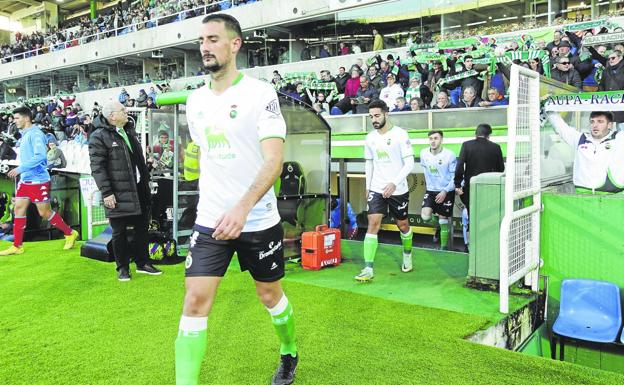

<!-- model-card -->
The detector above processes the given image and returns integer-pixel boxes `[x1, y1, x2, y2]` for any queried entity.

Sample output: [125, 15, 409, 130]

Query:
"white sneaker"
[401, 253, 413, 273]
[355, 267, 374, 282]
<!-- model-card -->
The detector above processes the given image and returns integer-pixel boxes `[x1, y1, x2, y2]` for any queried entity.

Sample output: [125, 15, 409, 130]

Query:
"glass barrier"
[279, 97, 331, 258]
[325, 105, 508, 133]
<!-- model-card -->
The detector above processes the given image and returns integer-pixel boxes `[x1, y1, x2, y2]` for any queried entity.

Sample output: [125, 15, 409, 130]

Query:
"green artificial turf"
[287, 240, 533, 324]
[1, 240, 622, 385]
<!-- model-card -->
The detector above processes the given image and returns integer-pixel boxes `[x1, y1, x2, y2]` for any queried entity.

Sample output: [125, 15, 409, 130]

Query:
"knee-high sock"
[48, 211, 72, 236]
[400, 228, 413, 255]
[175, 316, 208, 385]
[13, 216, 26, 247]
[363, 233, 378, 268]
[267, 294, 297, 357]
[439, 219, 450, 248]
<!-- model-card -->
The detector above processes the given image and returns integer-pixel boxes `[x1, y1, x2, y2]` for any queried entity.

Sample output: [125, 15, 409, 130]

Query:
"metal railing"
[0, 0, 258, 64]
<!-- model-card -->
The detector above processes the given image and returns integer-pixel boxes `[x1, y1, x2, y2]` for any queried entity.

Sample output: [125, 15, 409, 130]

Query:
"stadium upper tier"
[0, 0, 325, 81]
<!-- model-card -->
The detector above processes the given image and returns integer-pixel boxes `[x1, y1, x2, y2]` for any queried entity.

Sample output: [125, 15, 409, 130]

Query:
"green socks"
[175, 316, 208, 385]
[439, 218, 450, 248]
[268, 295, 297, 357]
[400, 228, 413, 255]
[363, 233, 378, 268]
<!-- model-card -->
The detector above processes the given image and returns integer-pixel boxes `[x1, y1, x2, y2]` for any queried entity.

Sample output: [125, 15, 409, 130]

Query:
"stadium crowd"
[0, 0, 259, 64]
[271, 20, 624, 116]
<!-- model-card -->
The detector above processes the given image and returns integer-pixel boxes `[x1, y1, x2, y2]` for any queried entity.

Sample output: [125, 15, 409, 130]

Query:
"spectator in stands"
[432, 90, 456, 110]
[146, 97, 158, 109]
[148, 86, 157, 102]
[379, 61, 391, 86]
[373, 28, 384, 51]
[405, 76, 421, 102]
[300, 42, 311, 61]
[391, 97, 410, 112]
[46, 137, 66, 169]
[448, 55, 486, 105]
[427, 60, 447, 93]
[344, 68, 362, 99]
[339, 42, 350, 56]
[528, 57, 544, 75]
[334, 66, 348, 94]
[597, 50, 624, 92]
[0, 136, 16, 160]
[306, 88, 334, 111]
[73, 125, 88, 145]
[33, 106, 45, 124]
[551, 56, 582, 89]
[479, 88, 508, 107]
[558, 39, 593, 81]
[136, 89, 148, 107]
[119, 88, 130, 104]
[368, 66, 384, 90]
[319, 44, 331, 58]
[409, 97, 424, 111]
[457, 86, 481, 108]
[353, 75, 379, 114]
[352, 41, 362, 54]
[546, 30, 564, 53]
[379, 73, 404, 110]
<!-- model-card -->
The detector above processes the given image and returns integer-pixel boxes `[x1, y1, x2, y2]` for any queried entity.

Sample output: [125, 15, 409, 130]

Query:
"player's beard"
[372, 117, 386, 130]
[202, 54, 229, 74]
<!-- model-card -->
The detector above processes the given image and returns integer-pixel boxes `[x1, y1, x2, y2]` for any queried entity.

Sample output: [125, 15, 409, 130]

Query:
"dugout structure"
[154, 91, 331, 258]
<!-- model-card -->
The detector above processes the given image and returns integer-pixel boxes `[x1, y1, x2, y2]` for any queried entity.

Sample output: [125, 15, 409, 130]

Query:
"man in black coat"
[88, 100, 162, 281]
[454, 123, 505, 213]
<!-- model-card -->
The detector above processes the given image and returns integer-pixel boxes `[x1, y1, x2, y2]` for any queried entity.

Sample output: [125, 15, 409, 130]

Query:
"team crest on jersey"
[387, 139, 391, 145]
[605, 142, 612, 150]
[229, 105, 238, 119]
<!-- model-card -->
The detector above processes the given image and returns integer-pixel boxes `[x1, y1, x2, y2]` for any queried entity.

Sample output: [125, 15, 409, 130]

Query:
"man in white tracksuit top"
[547, 110, 624, 194]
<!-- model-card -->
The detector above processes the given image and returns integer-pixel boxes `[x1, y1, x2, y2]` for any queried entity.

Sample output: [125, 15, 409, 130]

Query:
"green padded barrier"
[155, 90, 192, 106]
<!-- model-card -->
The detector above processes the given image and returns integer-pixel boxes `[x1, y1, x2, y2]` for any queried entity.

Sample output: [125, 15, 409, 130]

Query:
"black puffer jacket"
[88, 115, 150, 218]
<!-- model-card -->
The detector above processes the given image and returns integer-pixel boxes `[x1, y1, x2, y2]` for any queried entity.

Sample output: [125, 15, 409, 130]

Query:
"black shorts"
[185, 222, 285, 282]
[421, 190, 455, 218]
[367, 191, 409, 220]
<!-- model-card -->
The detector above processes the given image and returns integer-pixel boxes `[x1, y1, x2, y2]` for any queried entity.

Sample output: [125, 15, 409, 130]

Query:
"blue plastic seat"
[550, 279, 622, 360]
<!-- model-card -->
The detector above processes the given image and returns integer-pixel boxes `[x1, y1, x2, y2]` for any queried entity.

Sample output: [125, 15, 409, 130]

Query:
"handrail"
[0, 0, 248, 65]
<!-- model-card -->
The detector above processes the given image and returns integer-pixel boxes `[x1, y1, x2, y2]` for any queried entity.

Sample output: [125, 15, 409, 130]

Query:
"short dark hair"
[590, 111, 614, 123]
[428, 129, 443, 138]
[158, 130, 169, 137]
[202, 13, 242, 40]
[368, 99, 389, 112]
[13, 106, 32, 121]
[476, 123, 493, 137]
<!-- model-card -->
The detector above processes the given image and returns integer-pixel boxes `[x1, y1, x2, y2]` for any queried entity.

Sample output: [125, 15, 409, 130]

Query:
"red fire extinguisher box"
[301, 225, 341, 270]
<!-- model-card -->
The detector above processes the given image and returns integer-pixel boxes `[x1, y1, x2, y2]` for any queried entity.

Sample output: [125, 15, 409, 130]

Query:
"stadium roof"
[0, 0, 105, 17]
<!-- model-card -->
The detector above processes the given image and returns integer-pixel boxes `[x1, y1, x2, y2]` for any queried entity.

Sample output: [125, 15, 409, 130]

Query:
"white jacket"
[548, 112, 624, 192]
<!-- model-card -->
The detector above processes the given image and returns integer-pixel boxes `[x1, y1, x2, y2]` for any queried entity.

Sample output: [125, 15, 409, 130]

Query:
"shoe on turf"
[271, 354, 298, 385]
[401, 252, 413, 273]
[136, 264, 162, 275]
[63, 230, 79, 250]
[0, 245, 24, 256]
[354, 267, 374, 282]
[433, 226, 440, 243]
[118, 267, 131, 282]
